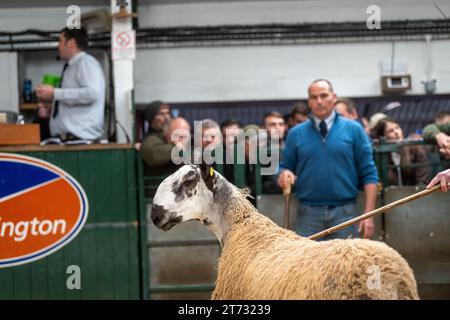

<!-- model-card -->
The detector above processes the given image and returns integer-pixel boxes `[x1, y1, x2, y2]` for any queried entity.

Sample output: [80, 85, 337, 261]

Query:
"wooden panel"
[0, 143, 132, 152]
[0, 124, 40, 145]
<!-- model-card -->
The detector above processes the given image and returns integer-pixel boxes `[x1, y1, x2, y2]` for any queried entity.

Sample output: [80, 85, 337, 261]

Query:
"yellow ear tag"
[210, 167, 214, 177]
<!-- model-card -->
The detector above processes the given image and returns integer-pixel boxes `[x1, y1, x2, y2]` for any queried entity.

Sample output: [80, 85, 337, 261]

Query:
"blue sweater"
[279, 114, 378, 206]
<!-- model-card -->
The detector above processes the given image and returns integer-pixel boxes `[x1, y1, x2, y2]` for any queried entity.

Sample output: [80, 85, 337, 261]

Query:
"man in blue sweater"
[277, 79, 378, 239]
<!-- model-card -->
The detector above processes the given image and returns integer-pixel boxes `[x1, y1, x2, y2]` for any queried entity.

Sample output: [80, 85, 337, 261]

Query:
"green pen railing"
[140, 139, 449, 298]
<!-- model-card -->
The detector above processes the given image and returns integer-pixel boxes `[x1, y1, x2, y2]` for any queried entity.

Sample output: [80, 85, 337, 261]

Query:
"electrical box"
[381, 75, 411, 94]
[81, 9, 111, 33]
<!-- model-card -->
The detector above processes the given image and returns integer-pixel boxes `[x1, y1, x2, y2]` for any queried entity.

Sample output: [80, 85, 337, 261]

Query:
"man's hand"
[358, 217, 375, 239]
[37, 102, 51, 118]
[36, 85, 55, 102]
[427, 168, 450, 192]
[438, 147, 450, 159]
[435, 133, 450, 159]
[277, 169, 296, 190]
[134, 142, 141, 151]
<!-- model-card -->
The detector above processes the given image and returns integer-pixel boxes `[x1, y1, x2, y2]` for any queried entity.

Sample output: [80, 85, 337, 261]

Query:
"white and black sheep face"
[151, 164, 217, 231]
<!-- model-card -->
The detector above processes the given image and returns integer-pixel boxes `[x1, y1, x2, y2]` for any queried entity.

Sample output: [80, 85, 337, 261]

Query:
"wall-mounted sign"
[0, 153, 88, 268]
[112, 30, 136, 60]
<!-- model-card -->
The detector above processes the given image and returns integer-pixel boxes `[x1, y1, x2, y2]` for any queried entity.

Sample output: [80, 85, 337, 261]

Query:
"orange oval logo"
[0, 153, 88, 268]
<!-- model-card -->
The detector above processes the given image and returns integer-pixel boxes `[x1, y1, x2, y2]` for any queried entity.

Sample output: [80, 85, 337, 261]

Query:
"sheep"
[151, 164, 419, 300]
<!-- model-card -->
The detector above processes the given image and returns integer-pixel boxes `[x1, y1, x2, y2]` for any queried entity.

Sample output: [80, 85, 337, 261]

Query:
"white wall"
[134, 39, 450, 103]
[0, 5, 111, 105]
[0, 6, 107, 31]
[138, 0, 450, 27]
[133, 0, 450, 102]
[0, 52, 19, 112]
[1, 1, 450, 105]
[20, 50, 109, 97]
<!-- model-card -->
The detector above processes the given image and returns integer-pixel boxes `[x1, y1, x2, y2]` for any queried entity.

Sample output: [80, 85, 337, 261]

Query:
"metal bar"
[2, 19, 450, 51]
[136, 153, 150, 300]
[215, 163, 224, 175]
[379, 139, 391, 188]
[387, 162, 448, 169]
[233, 143, 246, 188]
[254, 161, 262, 198]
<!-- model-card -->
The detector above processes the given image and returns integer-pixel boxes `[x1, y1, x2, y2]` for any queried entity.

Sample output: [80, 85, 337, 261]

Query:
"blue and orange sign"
[0, 153, 88, 268]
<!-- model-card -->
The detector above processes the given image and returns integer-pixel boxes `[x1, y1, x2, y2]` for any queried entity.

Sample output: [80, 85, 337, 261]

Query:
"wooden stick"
[283, 177, 292, 229]
[308, 185, 444, 240]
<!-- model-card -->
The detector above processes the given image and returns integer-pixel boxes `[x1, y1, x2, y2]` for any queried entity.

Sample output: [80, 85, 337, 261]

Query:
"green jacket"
[423, 122, 450, 143]
[140, 132, 174, 168]
[140, 132, 181, 198]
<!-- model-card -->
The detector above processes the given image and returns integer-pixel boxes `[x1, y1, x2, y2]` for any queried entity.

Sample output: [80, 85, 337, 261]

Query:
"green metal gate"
[138, 149, 261, 299]
[0, 144, 148, 299]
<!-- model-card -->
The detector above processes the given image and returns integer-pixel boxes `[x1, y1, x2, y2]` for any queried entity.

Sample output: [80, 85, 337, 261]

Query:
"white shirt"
[312, 111, 336, 134]
[50, 52, 105, 140]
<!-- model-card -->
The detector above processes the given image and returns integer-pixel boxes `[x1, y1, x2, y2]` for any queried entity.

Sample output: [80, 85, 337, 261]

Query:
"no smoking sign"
[112, 30, 136, 60]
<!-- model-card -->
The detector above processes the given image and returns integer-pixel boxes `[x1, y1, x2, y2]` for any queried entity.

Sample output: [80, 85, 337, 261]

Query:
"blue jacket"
[279, 114, 378, 206]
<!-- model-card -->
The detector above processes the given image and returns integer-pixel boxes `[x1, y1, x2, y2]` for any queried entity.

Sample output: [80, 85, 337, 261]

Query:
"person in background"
[261, 112, 286, 194]
[435, 111, 450, 125]
[334, 98, 370, 136]
[143, 100, 172, 136]
[277, 79, 378, 240]
[290, 102, 310, 127]
[221, 118, 242, 150]
[284, 113, 292, 132]
[220, 118, 242, 183]
[423, 116, 450, 160]
[140, 117, 191, 169]
[201, 119, 222, 150]
[427, 168, 450, 192]
[134, 100, 172, 151]
[35, 27, 105, 141]
[373, 117, 429, 186]
[140, 117, 191, 198]
[242, 124, 261, 205]
[368, 112, 387, 139]
[262, 111, 286, 147]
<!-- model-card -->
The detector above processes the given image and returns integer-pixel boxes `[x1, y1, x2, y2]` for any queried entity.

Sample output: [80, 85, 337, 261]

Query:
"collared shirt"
[50, 51, 105, 140]
[312, 111, 336, 133]
[279, 113, 379, 206]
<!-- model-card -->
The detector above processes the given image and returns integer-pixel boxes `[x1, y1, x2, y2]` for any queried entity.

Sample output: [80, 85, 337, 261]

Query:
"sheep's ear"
[199, 163, 216, 191]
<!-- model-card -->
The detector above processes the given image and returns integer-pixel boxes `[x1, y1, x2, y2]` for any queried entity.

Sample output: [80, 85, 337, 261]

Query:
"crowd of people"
[138, 79, 450, 240]
[139, 89, 449, 190]
[33, 28, 449, 241]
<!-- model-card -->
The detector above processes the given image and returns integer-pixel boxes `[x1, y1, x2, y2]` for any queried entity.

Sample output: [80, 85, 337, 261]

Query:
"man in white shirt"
[36, 27, 105, 141]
